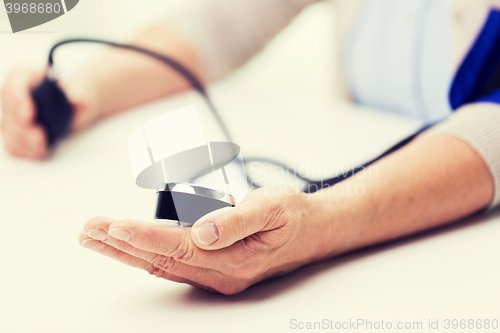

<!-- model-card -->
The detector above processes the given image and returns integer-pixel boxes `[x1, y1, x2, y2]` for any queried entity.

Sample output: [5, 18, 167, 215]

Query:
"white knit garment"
[423, 103, 500, 209]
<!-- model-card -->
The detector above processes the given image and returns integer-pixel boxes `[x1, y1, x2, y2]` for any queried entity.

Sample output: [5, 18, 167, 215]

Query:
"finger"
[1, 69, 44, 126]
[104, 235, 225, 289]
[27, 125, 49, 156]
[1, 111, 46, 148]
[1, 127, 25, 158]
[79, 232, 153, 271]
[83, 217, 232, 289]
[83, 215, 118, 233]
[86, 220, 207, 279]
[1, 120, 35, 158]
[79, 232, 191, 285]
[1, 116, 48, 158]
[107, 219, 195, 261]
[84, 217, 258, 293]
[191, 191, 278, 250]
[15, 124, 48, 157]
[104, 218, 246, 272]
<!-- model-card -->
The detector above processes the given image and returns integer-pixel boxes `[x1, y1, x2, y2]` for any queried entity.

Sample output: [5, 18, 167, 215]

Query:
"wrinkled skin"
[79, 186, 329, 295]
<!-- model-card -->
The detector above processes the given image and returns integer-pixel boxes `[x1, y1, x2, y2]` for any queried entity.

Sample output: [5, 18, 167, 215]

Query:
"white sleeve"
[422, 103, 500, 210]
[163, 0, 321, 80]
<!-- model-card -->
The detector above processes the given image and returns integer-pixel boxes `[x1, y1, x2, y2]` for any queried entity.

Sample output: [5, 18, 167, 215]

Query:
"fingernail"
[87, 229, 107, 241]
[108, 228, 131, 242]
[81, 239, 104, 252]
[196, 222, 219, 245]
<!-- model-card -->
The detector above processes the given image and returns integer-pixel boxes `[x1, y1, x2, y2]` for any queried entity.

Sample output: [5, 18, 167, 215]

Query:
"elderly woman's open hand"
[79, 134, 497, 295]
[78, 186, 337, 295]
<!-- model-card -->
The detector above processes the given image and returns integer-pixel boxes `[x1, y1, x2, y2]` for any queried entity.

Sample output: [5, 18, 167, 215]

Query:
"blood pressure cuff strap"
[32, 79, 73, 147]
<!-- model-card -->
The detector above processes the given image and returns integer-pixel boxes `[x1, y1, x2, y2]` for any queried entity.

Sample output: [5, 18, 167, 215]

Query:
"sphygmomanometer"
[29, 38, 429, 226]
[32, 8, 500, 225]
[33, 39, 424, 178]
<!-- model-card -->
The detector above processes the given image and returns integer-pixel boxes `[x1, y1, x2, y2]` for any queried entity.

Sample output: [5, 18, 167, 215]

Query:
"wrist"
[61, 76, 101, 132]
[307, 184, 372, 260]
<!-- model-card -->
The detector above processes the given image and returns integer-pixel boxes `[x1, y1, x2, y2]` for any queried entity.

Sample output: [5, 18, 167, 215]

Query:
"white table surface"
[1, 2, 499, 332]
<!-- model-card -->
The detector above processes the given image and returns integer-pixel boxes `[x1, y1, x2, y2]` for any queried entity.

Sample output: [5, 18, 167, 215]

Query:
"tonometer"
[31, 38, 427, 225]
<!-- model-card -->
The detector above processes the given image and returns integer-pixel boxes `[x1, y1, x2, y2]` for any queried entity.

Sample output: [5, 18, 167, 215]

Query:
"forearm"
[311, 134, 494, 258]
[65, 25, 205, 122]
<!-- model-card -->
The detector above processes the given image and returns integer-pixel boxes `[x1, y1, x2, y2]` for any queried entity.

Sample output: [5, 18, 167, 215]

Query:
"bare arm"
[65, 25, 206, 131]
[313, 133, 494, 258]
[79, 132, 495, 294]
[0, 25, 205, 158]
[2, 0, 317, 159]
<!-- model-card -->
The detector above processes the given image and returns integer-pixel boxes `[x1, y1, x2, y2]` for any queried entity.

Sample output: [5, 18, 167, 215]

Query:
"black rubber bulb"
[31, 78, 73, 147]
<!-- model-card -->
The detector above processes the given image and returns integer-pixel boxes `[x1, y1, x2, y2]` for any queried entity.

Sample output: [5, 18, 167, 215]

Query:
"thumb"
[190, 203, 264, 250]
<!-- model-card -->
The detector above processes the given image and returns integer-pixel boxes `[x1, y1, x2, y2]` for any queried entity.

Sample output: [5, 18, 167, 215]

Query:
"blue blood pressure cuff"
[450, 9, 500, 109]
